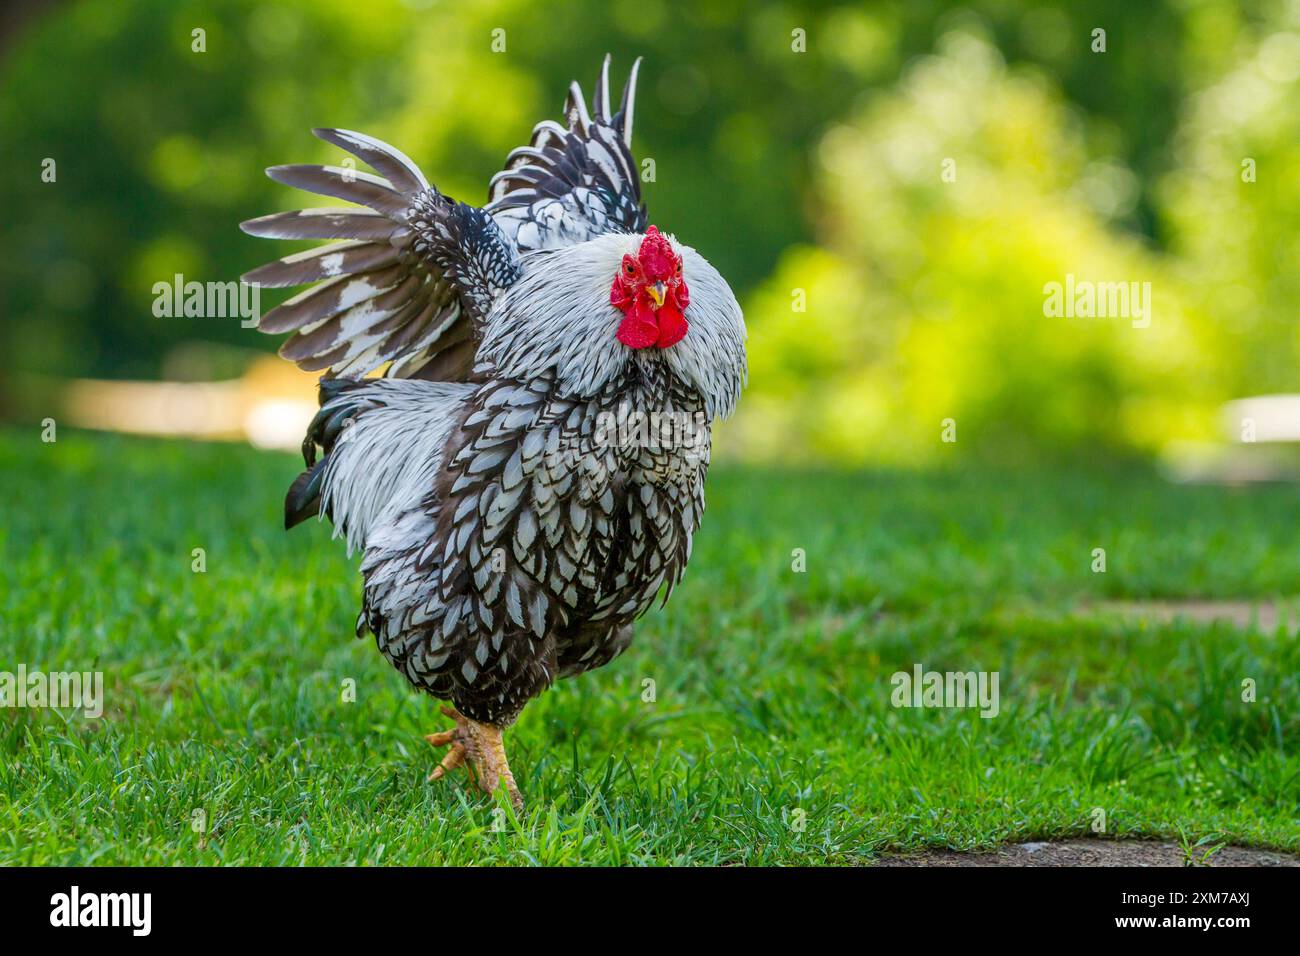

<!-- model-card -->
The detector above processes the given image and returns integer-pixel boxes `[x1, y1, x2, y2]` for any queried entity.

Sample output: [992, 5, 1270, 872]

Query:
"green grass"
[1, 428, 1297, 865]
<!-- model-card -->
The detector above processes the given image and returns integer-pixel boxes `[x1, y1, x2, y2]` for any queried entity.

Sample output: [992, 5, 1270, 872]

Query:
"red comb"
[638, 225, 676, 280]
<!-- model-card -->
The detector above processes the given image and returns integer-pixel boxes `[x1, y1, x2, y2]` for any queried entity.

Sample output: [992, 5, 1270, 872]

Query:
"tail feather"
[284, 378, 373, 530]
[284, 459, 326, 529]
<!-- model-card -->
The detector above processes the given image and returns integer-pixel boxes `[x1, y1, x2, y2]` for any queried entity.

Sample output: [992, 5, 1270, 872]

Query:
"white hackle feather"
[479, 231, 747, 419]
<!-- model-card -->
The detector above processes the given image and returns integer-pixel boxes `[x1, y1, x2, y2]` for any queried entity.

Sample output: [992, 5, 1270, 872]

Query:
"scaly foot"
[425, 706, 523, 811]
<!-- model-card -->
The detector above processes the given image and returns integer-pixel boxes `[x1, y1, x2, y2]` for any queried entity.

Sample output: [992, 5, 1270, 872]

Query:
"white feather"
[320, 379, 474, 554]
[479, 232, 747, 419]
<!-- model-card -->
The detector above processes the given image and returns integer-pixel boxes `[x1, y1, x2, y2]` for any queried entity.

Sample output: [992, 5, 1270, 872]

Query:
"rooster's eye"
[625, 262, 636, 276]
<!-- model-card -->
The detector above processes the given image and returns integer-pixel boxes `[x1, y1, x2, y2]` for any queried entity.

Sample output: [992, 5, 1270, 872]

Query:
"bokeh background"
[1, 0, 1297, 467]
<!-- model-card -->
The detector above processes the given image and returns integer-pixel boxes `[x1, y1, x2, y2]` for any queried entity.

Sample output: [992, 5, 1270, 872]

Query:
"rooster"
[240, 56, 746, 809]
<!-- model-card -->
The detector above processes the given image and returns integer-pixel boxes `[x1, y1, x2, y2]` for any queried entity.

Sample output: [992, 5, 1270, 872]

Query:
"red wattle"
[655, 302, 688, 348]
[616, 299, 659, 349]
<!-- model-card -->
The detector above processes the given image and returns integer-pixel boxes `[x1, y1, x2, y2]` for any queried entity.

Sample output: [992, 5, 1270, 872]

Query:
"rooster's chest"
[559, 380, 707, 620]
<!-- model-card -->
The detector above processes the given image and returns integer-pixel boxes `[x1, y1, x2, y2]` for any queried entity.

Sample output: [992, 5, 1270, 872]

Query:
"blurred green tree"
[733, 23, 1246, 464]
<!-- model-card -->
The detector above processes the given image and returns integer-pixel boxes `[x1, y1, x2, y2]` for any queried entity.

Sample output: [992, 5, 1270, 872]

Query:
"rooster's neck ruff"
[479, 232, 746, 420]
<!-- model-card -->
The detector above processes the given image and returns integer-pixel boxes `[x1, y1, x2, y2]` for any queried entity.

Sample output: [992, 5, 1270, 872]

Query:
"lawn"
[1, 428, 1296, 865]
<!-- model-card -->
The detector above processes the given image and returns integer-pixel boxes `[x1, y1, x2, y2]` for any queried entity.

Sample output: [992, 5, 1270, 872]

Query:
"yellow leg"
[425, 706, 522, 810]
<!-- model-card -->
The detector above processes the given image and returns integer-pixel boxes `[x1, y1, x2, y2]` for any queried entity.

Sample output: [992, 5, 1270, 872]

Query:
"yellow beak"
[648, 282, 666, 307]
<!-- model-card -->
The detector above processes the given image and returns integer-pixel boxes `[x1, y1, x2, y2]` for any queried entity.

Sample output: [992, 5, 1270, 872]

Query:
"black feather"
[258, 261, 406, 333]
[241, 241, 401, 288]
[311, 128, 429, 196]
[284, 459, 326, 530]
[265, 164, 408, 218]
[616, 56, 642, 146]
[592, 53, 612, 121]
[239, 208, 401, 242]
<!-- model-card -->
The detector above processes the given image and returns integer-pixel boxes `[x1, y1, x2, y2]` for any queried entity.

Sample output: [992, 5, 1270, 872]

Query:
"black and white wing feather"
[242, 55, 647, 380]
[241, 129, 513, 381]
[486, 55, 647, 251]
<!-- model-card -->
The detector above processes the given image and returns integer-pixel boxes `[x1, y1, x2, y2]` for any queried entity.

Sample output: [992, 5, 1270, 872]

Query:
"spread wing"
[241, 55, 647, 381]
[240, 129, 492, 381]
[486, 54, 648, 251]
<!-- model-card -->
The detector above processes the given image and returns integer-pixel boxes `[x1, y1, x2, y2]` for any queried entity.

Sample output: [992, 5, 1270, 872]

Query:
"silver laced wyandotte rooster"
[240, 56, 746, 809]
